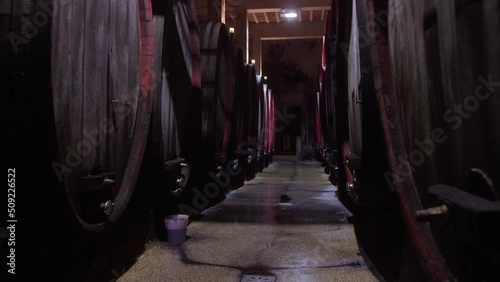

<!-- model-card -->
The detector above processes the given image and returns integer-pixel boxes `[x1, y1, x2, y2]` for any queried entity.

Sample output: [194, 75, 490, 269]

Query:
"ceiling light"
[280, 9, 298, 18]
[229, 27, 235, 45]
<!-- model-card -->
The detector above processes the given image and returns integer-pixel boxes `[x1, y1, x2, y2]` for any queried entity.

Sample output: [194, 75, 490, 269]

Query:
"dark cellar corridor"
[3, 0, 500, 281]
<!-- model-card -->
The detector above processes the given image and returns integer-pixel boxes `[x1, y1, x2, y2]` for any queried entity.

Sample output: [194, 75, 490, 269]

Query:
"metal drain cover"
[241, 275, 276, 282]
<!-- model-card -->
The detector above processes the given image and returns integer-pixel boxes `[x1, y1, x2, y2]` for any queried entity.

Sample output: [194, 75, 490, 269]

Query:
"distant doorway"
[276, 105, 301, 155]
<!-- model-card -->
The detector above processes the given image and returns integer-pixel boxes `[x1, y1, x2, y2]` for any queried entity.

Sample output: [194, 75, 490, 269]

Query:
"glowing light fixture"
[251, 59, 256, 64]
[229, 27, 235, 45]
[280, 9, 298, 18]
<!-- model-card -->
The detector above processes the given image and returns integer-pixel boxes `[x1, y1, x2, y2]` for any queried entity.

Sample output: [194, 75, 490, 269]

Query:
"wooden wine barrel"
[262, 82, 270, 168]
[229, 46, 247, 188]
[325, 9, 338, 119]
[326, 1, 454, 280]
[318, 66, 330, 158]
[149, 0, 201, 202]
[269, 90, 276, 163]
[315, 91, 324, 157]
[322, 10, 339, 179]
[264, 87, 272, 166]
[230, 47, 245, 146]
[256, 75, 266, 172]
[244, 63, 258, 180]
[386, 1, 499, 280]
[2, 4, 155, 282]
[49, 0, 154, 232]
[198, 21, 234, 173]
[265, 89, 276, 166]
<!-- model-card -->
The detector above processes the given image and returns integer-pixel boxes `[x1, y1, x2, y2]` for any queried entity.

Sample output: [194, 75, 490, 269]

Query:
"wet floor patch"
[279, 194, 292, 203]
[117, 156, 383, 282]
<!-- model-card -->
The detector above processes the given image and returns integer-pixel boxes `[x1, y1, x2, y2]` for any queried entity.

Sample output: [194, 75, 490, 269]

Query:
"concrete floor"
[118, 155, 383, 282]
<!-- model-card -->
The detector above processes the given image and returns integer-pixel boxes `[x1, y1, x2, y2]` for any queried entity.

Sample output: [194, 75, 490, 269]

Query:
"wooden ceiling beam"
[252, 12, 259, 23]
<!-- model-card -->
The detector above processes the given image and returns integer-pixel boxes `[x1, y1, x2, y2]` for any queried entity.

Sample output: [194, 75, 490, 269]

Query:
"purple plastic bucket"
[164, 214, 189, 244]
